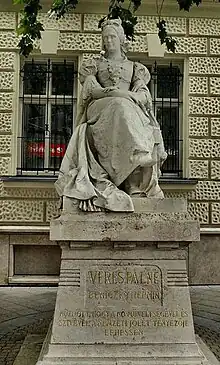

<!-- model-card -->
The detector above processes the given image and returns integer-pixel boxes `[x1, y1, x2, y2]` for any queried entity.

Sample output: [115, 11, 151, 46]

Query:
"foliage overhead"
[14, 0, 205, 57]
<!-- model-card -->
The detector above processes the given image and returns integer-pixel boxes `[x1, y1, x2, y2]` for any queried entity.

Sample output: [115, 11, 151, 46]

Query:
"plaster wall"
[0, 8, 220, 284]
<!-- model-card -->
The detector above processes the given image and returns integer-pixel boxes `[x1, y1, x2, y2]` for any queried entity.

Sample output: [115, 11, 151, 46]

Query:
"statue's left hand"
[107, 90, 131, 99]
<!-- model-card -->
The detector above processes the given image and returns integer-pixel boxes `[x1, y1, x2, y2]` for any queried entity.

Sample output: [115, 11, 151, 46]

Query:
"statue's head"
[101, 18, 129, 56]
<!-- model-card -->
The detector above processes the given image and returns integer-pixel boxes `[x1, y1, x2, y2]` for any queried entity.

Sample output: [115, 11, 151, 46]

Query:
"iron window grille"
[17, 58, 77, 175]
[147, 62, 183, 177]
[17, 59, 183, 177]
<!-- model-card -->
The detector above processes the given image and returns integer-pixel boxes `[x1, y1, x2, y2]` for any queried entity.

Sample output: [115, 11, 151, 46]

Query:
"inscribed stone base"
[37, 204, 207, 365]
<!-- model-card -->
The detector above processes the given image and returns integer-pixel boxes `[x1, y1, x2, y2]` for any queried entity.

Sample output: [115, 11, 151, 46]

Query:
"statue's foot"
[79, 200, 105, 212]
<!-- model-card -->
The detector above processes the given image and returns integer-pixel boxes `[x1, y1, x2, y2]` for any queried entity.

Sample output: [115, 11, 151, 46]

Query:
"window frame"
[144, 59, 184, 178]
[17, 56, 78, 176]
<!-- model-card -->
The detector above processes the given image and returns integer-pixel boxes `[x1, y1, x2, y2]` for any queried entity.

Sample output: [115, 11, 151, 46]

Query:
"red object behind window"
[50, 143, 66, 157]
[27, 142, 66, 157]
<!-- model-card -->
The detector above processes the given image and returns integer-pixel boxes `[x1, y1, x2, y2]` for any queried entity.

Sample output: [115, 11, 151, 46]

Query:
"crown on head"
[101, 18, 123, 30]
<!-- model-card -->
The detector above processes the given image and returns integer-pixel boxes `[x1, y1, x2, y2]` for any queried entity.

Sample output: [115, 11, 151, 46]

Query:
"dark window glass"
[51, 104, 73, 142]
[156, 66, 180, 99]
[52, 63, 74, 95]
[157, 106, 179, 140]
[49, 104, 73, 170]
[23, 63, 47, 95]
[21, 104, 45, 171]
[23, 104, 46, 139]
[157, 107, 180, 173]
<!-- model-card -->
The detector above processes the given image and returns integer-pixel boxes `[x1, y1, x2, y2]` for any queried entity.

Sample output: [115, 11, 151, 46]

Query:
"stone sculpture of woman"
[55, 18, 167, 212]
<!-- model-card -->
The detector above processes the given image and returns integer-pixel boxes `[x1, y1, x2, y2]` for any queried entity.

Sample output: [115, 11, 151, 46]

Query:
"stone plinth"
[37, 199, 209, 365]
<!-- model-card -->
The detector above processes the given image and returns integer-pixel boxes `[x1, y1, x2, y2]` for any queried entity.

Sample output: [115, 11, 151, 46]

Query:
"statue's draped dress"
[55, 56, 167, 211]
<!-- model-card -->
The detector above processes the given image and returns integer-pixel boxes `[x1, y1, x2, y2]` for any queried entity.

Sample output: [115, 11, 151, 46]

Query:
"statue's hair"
[101, 18, 130, 55]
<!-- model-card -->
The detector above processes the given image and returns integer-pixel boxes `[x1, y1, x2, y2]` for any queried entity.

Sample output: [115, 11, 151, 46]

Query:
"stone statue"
[55, 18, 167, 212]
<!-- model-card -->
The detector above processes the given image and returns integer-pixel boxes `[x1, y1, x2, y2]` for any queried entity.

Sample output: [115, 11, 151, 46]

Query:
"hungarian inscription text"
[56, 264, 189, 340]
[86, 265, 163, 306]
[58, 309, 189, 337]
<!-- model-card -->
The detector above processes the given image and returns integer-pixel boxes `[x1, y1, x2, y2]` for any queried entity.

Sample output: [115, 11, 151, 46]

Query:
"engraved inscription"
[88, 270, 159, 285]
[56, 264, 190, 341]
[57, 309, 189, 337]
[86, 265, 163, 306]
[87, 290, 161, 301]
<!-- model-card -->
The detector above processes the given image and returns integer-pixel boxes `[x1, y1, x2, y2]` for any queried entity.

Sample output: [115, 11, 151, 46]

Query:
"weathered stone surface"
[51, 247, 195, 346]
[189, 56, 220, 75]
[0, 200, 44, 222]
[38, 236, 204, 364]
[63, 197, 187, 214]
[37, 195, 206, 365]
[189, 234, 220, 284]
[0, 12, 16, 30]
[189, 117, 209, 137]
[0, 234, 9, 285]
[37, 13, 81, 31]
[189, 160, 209, 179]
[50, 212, 199, 242]
[14, 245, 61, 276]
[189, 76, 208, 95]
[188, 202, 209, 225]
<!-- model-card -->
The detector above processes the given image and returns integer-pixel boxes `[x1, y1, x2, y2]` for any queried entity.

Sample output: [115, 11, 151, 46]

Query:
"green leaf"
[157, 20, 177, 53]
[13, 0, 24, 4]
[50, 0, 79, 18]
[131, 0, 141, 11]
[177, 0, 201, 10]
[15, 0, 44, 57]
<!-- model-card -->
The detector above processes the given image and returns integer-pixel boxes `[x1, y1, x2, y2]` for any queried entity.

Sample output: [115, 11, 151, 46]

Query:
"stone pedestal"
[37, 199, 209, 365]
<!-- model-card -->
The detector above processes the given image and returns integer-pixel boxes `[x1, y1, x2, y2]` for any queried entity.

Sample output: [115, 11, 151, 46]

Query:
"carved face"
[102, 27, 121, 53]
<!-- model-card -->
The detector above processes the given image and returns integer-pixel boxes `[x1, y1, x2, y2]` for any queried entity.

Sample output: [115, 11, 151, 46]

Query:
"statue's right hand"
[92, 87, 119, 99]
[103, 86, 119, 93]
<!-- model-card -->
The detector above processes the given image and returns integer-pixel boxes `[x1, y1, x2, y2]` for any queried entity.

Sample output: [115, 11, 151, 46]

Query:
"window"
[17, 59, 182, 177]
[147, 62, 183, 177]
[17, 58, 77, 175]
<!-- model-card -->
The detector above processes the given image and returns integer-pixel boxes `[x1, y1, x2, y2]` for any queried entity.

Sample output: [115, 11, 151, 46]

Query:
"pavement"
[0, 286, 219, 365]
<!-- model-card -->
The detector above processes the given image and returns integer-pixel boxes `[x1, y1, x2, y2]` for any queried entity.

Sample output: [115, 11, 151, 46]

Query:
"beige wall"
[0, 8, 220, 284]
[0, 11, 220, 226]
[0, 231, 219, 285]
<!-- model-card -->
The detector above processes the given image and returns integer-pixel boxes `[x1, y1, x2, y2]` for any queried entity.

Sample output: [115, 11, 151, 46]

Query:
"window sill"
[1, 175, 198, 192]
[1, 175, 57, 188]
[159, 178, 198, 192]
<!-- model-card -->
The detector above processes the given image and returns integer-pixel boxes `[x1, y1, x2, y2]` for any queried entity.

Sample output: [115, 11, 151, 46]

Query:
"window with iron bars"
[17, 59, 183, 177]
[17, 58, 77, 175]
[147, 62, 183, 177]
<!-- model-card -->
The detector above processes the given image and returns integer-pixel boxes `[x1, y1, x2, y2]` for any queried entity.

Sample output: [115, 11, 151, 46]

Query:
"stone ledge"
[8, 275, 59, 284]
[63, 197, 187, 214]
[50, 211, 200, 242]
[0, 226, 50, 233]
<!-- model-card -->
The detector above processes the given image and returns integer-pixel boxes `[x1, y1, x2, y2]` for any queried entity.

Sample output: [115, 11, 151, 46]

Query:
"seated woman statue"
[55, 18, 167, 212]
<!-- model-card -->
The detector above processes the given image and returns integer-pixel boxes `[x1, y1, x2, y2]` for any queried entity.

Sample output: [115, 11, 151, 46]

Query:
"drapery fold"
[55, 58, 167, 212]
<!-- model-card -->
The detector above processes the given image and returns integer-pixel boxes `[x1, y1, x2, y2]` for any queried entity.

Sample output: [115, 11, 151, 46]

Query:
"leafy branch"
[155, 0, 177, 52]
[13, 0, 44, 56]
[156, 0, 203, 52]
[14, 0, 208, 57]
[157, 20, 177, 53]
[49, 0, 79, 18]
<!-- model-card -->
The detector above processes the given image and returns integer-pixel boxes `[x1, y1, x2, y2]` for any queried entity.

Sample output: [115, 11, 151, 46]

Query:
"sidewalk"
[0, 286, 219, 365]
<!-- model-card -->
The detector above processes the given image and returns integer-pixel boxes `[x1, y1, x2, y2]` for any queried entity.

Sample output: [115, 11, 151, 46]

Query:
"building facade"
[0, 0, 220, 285]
